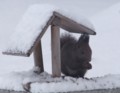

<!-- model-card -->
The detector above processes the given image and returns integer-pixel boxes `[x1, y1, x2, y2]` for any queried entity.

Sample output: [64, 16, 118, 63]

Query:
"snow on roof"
[0, 70, 120, 92]
[3, 4, 95, 56]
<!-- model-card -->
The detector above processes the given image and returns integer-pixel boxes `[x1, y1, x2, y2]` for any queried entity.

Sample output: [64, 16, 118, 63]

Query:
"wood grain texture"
[0, 88, 120, 93]
[51, 25, 61, 77]
[53, 12, 96, 35]
[33, 40, 44, 73]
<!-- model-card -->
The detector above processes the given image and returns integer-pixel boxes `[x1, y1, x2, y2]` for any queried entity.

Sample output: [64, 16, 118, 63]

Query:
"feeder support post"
[33, 40, 44, 73]
[51, 25, 61, 77]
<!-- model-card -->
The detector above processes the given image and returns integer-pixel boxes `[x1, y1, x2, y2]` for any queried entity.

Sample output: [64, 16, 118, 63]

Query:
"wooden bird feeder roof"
[3, 11, 96, 57]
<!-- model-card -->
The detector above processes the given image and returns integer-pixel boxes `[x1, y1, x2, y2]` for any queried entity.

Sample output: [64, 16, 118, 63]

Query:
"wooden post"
[51, 25, 61, 77]
[33, 40, 44, 73]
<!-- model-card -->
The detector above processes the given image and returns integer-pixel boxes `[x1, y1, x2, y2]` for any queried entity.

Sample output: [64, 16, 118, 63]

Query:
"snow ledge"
[0, 70, 120, 93]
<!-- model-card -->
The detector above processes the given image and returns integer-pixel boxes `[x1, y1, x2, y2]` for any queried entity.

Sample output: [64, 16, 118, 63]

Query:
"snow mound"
[3, 4, 94, 54]
[0, 69, 120, 93]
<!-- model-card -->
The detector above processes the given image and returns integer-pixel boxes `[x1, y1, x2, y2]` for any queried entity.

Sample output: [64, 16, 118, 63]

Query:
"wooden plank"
[53, 12, 96, 35]
[51, 25, 61, 77]
[0, 88, 120, 93]
[2, 52, 30, 57]
[0, 90, 27, 93]
[33, 40, 44, 73]
[73, 88, 120, 93]
[27, 15, 55, 56]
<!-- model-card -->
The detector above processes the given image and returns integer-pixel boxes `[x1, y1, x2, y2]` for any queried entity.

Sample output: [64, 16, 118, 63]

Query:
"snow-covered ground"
[0, 0, 120, 92]
[1, 71, 120, 92]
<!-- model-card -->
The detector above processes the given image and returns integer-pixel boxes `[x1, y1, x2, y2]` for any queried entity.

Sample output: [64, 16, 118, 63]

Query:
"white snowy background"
[0, 0, 120, 92]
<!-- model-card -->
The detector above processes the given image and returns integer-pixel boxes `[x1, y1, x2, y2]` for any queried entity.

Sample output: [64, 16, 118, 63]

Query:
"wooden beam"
[53, 12, 96, 35]
[33, 40, 44, 73]
[2, 51, 30, 57]
[0, 88, 120, 93]
[27, 15, 55, 57]
[51, 25, 61, 77]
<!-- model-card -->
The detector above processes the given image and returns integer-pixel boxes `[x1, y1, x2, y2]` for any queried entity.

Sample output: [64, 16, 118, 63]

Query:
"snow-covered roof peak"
[3, 4, 95, 56]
